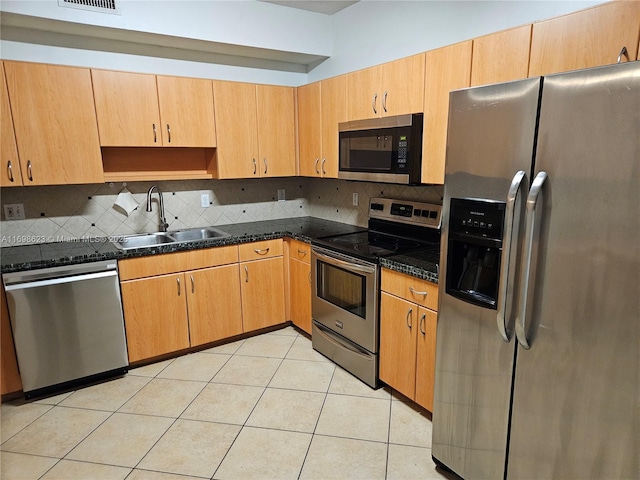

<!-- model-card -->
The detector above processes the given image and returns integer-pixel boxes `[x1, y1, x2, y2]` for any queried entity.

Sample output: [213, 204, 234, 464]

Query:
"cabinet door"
[471, 25, 532, 86]
[240, 256, 286, 332]
[1, 285, 22, 395]
[379, 292, 417, 400]
[156, 75, 216, 147]
[4, 62, 103, 185]
[213, 80, 259, 179]
[381, 54, 425, 117]
[0, 62, 22, 187]
[121, 274, 190, 363]
[289, 257, 311, 335]
[529, 1, 640, 76]
[92, 69, 162, 147]
[422, 41, 472, 185]
[346, 65, 381, 120]
[297, 81, 322, 177]
[320, 75, 346, 178]
[415, 307, 437, 412]
[256, 84, 296, 177]
[186, 264, 243, 346]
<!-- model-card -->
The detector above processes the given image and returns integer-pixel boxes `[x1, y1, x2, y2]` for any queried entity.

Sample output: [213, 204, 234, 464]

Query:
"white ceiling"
[259, 1, 359, 15]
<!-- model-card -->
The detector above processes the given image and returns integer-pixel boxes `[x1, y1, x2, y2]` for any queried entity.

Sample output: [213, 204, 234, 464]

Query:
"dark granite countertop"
[380, 247, 440, 284]
[0, 217, 439, 282]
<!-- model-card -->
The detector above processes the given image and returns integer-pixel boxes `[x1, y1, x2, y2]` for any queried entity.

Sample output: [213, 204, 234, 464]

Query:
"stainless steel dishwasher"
[3, 260, 128, 398]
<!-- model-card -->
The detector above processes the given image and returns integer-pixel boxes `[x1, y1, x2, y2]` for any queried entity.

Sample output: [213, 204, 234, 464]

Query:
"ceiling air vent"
[58, 0, 120, 15]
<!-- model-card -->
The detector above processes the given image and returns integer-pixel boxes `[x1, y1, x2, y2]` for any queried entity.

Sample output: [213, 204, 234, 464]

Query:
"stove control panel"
[369, 197, 442, 229]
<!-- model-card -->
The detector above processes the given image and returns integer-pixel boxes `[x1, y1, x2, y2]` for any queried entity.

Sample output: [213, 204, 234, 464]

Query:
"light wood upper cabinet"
[214, 81, 295, 179]
[298, 81, 322, 177]
[4, 61, 103, 186]
[92, 70, 216, 147]
[422, 41, 472, 185]
[213, 80, 259, 178]
[256, 84, 296, 177]
[529, 1, 640, 77]
[471, 25, 532, 86]
[0, 62, 22, 187]
[320, 75, 346, 178]
[156, 75, 216, 147]
[347, 54, 425, 120]
[298, 75, 346, 179]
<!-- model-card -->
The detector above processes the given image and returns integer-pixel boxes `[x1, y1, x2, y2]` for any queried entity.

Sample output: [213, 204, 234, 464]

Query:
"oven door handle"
[313, 249, 376, 275]
[314, 322, 373, 359]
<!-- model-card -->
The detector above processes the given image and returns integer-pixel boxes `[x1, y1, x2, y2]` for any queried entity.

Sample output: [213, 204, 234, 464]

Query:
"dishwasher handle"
[4, 270, 118, 291]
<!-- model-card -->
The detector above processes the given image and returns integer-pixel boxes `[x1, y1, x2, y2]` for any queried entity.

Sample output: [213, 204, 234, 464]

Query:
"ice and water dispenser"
[445, 198, 505, 309]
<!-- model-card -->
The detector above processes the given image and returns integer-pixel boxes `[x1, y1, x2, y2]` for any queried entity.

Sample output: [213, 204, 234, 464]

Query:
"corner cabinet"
[286, 239, 312, 334]
[213, 81, 295, 179]
[0, 62, 22, 187]
[239, 239, 286, 331]
[421, 41, 472, 185]
[379, 268, 439, 412]
[297, 75, 346, 178]
[346, 53, 425, 121]
[91, 70, 216, 147]
[529, 1, 640, 77]
[118, 246, 241, 363]
[3, 61, 104, 186]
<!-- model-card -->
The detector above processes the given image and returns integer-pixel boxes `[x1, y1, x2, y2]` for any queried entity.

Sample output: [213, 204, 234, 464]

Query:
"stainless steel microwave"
[338, 113, 423, 184]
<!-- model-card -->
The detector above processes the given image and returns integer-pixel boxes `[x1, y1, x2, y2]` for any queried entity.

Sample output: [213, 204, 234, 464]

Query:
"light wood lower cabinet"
[379, 268, 438, 412]
[287, 239, 311, 335]
[120, 273, 191, 363]
[240, 256, 286, 332]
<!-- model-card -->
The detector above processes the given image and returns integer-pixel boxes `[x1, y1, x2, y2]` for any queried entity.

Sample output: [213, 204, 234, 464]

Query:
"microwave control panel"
[397, 136, 408, 169]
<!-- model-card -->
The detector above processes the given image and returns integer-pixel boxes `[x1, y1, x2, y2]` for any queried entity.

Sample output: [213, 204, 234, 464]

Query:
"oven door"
[311, 246, 378, 352]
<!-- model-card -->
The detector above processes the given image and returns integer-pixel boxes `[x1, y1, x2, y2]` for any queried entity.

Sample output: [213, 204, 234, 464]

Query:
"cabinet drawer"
[119, 245, 239, 280]
[238, 239, 283, 262]
[288, 239, 311, 264]
[381, 268, 439, 311]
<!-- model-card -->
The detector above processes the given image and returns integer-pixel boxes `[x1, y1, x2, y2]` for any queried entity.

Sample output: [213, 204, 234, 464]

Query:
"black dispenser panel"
[446, 198, 505, 309]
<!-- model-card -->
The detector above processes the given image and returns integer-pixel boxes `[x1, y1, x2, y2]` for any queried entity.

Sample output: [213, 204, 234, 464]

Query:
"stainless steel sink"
[169, 227, 229, 242]
[114, 227, 230, 250]
[115, 233, 175, 249]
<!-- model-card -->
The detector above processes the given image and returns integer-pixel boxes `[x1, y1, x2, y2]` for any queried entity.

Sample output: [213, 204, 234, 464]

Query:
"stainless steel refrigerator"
[433, 62, 639, 479]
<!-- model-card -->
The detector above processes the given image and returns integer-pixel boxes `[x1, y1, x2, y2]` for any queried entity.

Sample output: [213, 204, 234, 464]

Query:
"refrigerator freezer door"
[508, 62, 639, 479]
[433, 78, 541, 479]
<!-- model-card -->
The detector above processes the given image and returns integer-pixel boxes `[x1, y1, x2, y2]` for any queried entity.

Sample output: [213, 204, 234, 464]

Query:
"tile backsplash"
[0, 178, 443, 247]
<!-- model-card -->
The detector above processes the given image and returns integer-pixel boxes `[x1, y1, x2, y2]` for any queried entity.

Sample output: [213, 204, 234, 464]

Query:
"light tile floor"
[1, 326, 459, 480]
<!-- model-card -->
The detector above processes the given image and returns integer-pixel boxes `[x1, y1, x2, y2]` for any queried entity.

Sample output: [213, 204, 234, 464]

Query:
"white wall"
[310, 0, 604, 81]
[0, 0, 606, 85]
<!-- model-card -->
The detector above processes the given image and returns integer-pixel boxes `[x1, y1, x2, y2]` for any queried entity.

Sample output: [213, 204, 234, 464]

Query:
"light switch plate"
[352, 193, 359, 206]
[201, 193, 210, 208]
[277, 189, 286, 202]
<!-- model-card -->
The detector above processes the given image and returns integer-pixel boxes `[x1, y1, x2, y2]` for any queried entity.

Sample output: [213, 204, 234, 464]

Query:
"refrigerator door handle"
[515, 171, 548, 349]
[496, 170, 526, 342]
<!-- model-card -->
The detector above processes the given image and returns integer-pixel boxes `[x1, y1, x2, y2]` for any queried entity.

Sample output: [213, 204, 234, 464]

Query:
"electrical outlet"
[277, 189, 286, 202]
[200, 193, 210, 208]
[3, 203, 25, 220]
[352, 193, 359, 206]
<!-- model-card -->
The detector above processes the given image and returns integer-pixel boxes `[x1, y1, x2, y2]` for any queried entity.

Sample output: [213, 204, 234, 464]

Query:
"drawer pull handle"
[244, 265, 249, 283]
[617, 46, 629, 63]
[177, 277, 181, 296]
[254, 248, 270, 255]
[406, 307, 413, 329]
[190, 274, 194, 293]
[420, 313, 426, 336]
[297, 249, 307, 256]
[409, 287, 428, 296]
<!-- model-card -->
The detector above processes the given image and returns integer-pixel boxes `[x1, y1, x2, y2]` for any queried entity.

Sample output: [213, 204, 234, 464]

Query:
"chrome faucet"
[146, 185, 169, 232]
